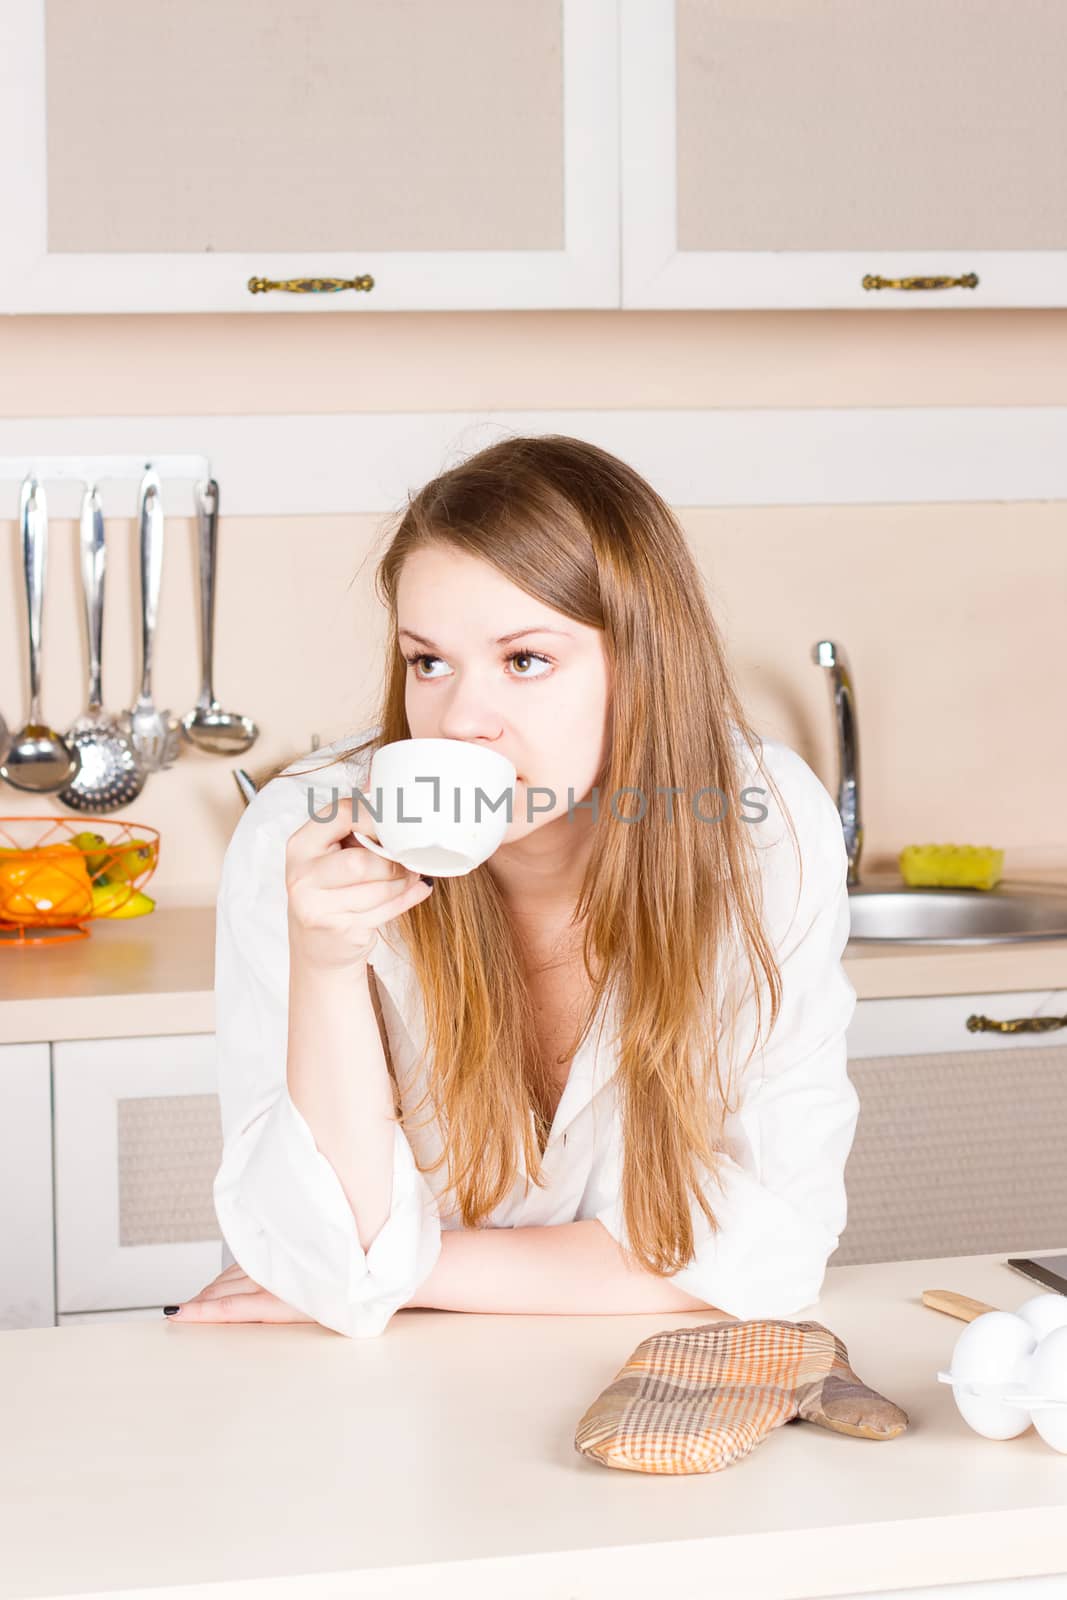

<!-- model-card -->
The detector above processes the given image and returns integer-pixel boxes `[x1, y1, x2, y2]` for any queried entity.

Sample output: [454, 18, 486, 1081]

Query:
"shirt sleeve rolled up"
[211, 777, 442, 1338]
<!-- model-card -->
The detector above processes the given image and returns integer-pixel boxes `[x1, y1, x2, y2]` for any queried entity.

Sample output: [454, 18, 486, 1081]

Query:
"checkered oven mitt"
[574, 1318, 908, 1474]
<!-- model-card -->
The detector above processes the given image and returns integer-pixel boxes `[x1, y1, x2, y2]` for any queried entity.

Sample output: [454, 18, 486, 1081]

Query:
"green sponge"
[899, 844, 1004, 891]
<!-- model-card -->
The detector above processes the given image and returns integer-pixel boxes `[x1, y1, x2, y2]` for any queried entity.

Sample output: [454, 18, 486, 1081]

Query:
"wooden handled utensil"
[922, 1289, 999, 1322]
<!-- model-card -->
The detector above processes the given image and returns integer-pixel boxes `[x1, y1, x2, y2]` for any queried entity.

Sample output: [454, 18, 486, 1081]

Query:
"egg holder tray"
[935, 1297, 1067, 1452]
[935, 1373, 1067, 1411]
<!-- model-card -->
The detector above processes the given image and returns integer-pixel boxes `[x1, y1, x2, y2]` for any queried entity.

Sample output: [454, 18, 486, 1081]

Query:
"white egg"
[1016, 1293, 1067, 1341]
[950, 1311, 1037, 1382]
[1028, 1326, 1067, 1454]
[954, 1393, 1032, 1440]
[947, 1312, 1036, 1440]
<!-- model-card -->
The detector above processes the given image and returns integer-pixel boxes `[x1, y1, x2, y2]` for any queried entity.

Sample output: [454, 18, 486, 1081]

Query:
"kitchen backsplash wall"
[1, 309, 1065, 903]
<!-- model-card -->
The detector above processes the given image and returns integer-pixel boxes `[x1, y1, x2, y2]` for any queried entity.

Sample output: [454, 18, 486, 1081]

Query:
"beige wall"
[1, 310, 1066, 904]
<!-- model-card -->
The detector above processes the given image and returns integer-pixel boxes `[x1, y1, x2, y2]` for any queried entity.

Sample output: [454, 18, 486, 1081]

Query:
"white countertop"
[2, 890, 1067, 1044]
[2, 1249, 1066, 1599]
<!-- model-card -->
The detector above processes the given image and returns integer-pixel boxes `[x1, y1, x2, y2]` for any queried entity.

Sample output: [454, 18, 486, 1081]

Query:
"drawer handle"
[862, 273, 979, 291]
[247, 273, 375, 295]
[966, 1011, 1067, 1034]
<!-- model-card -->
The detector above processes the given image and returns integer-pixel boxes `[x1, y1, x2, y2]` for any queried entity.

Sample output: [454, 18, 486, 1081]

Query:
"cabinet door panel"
[839, 1041, 1067, 1267]
[45, 0, 564, 259]
[622, 0, 1067, 307]
[840, 990, 1067, 1266]
[53, 1034, 225, 1313]
[1, 0, 619, 312]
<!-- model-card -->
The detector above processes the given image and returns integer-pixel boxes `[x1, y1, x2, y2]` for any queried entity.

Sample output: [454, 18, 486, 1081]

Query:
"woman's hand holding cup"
[285, 791, 432, 974]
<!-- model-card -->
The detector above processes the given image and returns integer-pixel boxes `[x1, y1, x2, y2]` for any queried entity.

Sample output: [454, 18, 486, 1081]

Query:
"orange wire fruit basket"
[0, 818, 160, 948]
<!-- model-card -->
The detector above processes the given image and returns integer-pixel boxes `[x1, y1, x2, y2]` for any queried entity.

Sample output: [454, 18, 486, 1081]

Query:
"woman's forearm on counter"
[286, 957, 397, 1253]
[404, 1218, 725, 1316]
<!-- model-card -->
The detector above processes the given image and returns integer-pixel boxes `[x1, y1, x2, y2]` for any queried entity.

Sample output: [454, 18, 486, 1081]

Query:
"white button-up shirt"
[213, 726, 859, 1339]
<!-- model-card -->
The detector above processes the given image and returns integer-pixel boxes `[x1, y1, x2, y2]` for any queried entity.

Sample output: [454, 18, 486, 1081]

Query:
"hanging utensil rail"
[0, 456, 211, 511]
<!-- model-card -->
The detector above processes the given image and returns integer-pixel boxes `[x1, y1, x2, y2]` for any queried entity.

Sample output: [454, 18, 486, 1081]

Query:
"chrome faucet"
[812, 640, 862, 887]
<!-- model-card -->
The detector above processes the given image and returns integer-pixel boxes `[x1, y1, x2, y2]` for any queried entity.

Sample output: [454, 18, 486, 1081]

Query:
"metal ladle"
[56, 484, 146, 813]
[180, 478, 259, 755]
[0, 476, 81, 793]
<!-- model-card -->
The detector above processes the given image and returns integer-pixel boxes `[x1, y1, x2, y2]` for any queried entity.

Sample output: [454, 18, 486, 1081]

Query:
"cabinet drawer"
[846, 988, 1067, 1059]
[53, 1034, 225, 1314]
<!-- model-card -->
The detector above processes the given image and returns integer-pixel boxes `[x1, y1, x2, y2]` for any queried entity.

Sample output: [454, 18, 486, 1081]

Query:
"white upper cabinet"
[6, 1, 1062, 315]
[0, 0, 619, 313]
[621, 0, 1067, 309]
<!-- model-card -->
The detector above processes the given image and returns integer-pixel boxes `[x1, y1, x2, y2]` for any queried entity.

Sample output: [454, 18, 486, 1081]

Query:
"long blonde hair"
[264, 434, 800, 1277]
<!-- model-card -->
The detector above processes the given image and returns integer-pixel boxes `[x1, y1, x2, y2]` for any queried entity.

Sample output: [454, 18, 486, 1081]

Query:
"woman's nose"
[433, 688, 505, 746]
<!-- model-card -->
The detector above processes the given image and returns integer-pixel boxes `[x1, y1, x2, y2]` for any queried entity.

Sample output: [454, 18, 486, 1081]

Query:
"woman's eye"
[406, 652, 444, 678]
[505, 650, 552, 678]
[403, 650, 552, 680]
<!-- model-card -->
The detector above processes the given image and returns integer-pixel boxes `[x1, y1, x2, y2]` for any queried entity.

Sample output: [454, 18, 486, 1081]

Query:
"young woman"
[169, 434, 859, 1338]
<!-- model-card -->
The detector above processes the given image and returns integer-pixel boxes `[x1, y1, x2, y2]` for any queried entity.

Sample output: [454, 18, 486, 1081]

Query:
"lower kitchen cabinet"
[52, 1033, 225, 1319]
[3, 985, 1066, 1330]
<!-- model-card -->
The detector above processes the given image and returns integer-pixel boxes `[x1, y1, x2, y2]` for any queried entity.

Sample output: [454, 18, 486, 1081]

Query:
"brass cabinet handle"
[966, 1012, 1067, 1034]
[862, 273, 979, 291]
[247, 274, 375, 295]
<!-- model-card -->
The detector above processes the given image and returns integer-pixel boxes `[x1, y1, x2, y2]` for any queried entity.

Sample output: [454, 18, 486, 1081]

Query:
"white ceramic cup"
[351, 738, 517, 877]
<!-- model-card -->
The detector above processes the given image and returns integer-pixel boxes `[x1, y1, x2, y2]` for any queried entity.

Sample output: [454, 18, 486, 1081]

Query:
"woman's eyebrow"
[398, 626, 573, 651]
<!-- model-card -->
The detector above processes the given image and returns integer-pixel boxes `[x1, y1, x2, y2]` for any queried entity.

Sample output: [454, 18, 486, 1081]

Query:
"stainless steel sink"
[810, 636, 1067, 945]
[847, 883, 1067, 944]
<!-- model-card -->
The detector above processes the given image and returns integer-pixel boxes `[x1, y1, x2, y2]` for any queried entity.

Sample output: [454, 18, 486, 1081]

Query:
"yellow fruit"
[70, 830, 112, 881]
[104, 838, 159, 883]
[90, 882, 155, 918]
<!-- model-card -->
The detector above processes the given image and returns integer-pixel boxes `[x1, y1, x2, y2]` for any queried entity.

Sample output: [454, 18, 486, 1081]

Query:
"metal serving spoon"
[181, 478, 259, 755]
[0, 476, 81, 793]
[120, 467, 180, 773]
[57, 484, 146, 813]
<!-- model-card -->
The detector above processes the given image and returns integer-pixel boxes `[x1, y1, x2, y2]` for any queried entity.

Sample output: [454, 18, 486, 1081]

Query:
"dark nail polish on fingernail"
[163, 1305, 181, 1316]
[419, 875, 433, 886]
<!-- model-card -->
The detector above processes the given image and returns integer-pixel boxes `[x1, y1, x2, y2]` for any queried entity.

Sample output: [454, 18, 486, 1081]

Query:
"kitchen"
[2, 1, 1067, 1596]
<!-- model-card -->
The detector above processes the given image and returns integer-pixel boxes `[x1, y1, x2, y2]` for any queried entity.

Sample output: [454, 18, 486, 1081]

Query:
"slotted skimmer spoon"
[57, 484, 146, 812]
